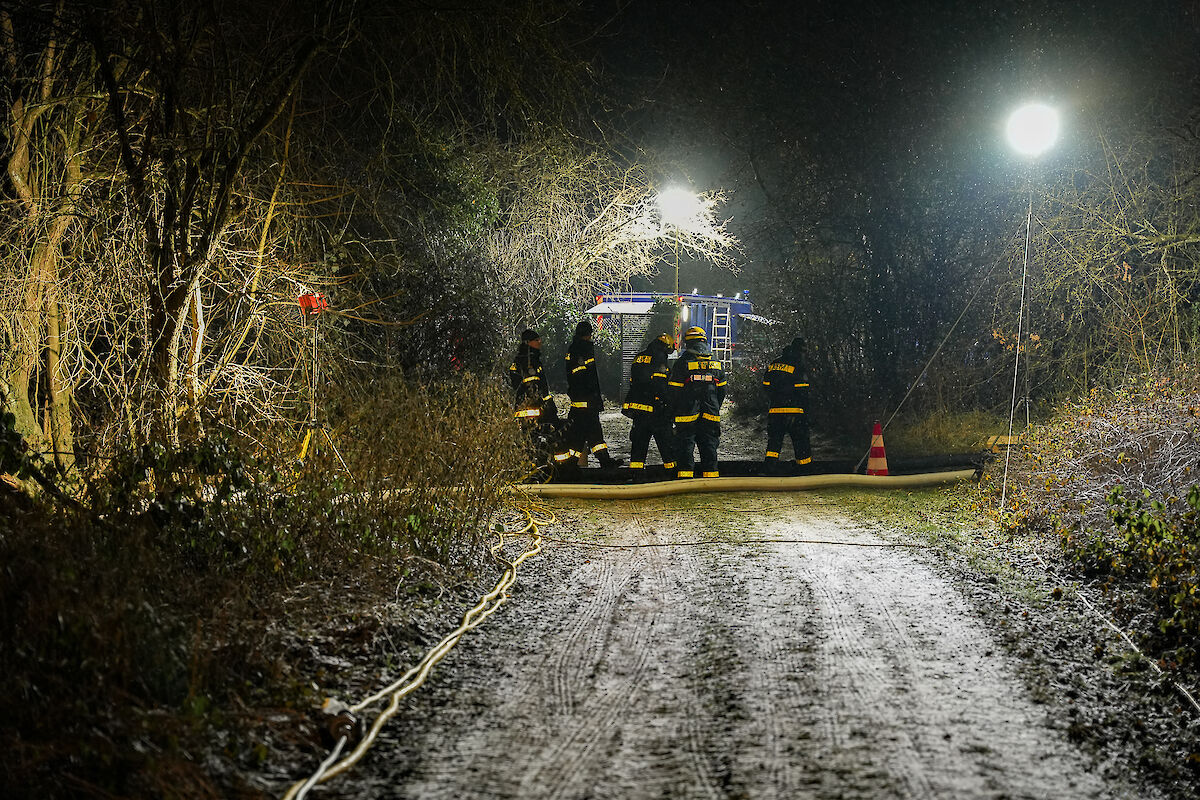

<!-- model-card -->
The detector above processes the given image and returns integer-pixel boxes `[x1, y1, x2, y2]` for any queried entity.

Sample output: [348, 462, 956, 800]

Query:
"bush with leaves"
[1059, 485, 1199, 666]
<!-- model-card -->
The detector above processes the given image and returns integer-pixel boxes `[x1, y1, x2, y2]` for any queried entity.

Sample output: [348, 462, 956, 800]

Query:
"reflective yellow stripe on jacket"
[569, 357, 596, 374]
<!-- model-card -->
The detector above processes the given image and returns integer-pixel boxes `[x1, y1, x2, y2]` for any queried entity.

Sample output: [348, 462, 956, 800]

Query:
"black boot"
[763, 458, 785, 477]
[553, 458, 582, 481]
[600, 455, 624, 470]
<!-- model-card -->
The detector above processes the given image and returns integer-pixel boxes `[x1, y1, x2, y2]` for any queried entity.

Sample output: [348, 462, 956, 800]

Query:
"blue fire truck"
[585, 291, 756, 382]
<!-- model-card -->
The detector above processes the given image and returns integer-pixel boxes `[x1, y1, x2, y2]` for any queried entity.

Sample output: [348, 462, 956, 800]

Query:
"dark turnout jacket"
[508, 343, 551, 419]
[564, 336, 604, 411]
[762, 342, 810, 414]
[668, 340, 727, 423]
[622, 340, 671, 420]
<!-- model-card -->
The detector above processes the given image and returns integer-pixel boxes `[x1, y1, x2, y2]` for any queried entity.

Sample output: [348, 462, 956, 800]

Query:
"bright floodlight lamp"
[1006, 103, 1059, 157]
[657, 187, 702, 230]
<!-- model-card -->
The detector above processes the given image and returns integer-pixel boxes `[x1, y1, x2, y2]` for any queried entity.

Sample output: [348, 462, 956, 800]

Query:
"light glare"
[1006, 103, 1059, 157]
[657, 188, 704, 230]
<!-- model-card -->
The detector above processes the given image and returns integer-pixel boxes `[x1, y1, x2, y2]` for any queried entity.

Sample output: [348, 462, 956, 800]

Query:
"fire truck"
[585, 290, 757, 384]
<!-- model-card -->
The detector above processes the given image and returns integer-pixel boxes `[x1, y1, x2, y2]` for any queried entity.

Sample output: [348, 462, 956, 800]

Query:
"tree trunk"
[1, 5, 77, 466]
[45, 290, 75, 474]
[3, 245, 49, 452]
[186, 284, 205, 427]
[0, 325, 41, 451]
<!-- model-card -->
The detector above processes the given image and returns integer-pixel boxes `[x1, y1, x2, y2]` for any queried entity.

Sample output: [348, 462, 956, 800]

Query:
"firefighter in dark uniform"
[668, 326, 726, 478]
[621, 332, 677, 477]
[563, 320, 623, 469]
[762, 336, 812, 474]
[507, 329, 570, 469]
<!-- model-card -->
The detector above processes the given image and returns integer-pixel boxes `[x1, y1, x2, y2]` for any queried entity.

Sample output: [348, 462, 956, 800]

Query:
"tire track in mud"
[527, 512, 726, 800]
[628, 519, 724, 800]
[523, 518, 671, 799]
[315, 496, 1133, 800]
[735, 551, 819, 795]
[752, 508, 1116, 799]
[543, 552, 627, 716]
[794, 518, 947, 798]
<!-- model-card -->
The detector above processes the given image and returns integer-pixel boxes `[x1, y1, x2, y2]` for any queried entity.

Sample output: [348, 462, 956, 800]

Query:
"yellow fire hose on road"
[518, 469, 977, 499]
[282, 500, 554, 800]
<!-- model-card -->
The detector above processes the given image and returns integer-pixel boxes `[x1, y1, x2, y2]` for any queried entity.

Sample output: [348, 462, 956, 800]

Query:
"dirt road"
[305, 492, 1148, 800]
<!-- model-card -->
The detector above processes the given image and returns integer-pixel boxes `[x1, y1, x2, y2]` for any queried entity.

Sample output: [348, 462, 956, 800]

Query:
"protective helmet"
[684, 326, 707, 341]
[520, 328, 541, 343]
[656, 332, 674, 348]
[575, 320, 593, 338]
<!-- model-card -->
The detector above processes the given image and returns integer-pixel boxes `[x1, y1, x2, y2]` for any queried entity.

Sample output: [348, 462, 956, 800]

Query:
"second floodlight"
[657, 188, 703, 230]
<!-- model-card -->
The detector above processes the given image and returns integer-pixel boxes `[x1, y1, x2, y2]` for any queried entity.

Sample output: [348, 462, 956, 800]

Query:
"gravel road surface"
[308, 493, 1139, 799]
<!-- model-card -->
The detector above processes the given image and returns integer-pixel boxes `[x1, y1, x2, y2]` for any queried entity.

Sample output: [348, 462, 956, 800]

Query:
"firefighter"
[508, 329, 570, 469]
[761, 336, 812, 474]
[621, 332, 677, 478]
[668, 326, 726, 478]
[563, 320, 623, 469]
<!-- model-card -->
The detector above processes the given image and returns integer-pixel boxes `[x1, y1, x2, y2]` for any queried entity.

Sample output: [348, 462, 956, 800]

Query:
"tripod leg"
[322, 427, 352, 474]
[298, 428, 315, 464]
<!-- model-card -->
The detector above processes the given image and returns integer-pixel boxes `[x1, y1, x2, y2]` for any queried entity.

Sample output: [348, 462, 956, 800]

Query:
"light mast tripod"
[296, 292, 349, 473]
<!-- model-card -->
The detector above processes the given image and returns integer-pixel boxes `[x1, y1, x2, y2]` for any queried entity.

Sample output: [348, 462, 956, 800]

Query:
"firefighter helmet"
[684, 326, 707, 341]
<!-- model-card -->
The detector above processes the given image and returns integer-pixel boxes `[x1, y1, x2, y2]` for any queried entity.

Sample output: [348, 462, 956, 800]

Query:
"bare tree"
[485, 137, 738, 322]
[1035, 120, 1200, 387]
[0, 2, 98, 473]
[84, 2, 323, 438]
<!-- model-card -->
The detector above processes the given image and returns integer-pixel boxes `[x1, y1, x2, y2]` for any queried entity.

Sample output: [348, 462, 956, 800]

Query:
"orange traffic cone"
[866, 421, 889, 475]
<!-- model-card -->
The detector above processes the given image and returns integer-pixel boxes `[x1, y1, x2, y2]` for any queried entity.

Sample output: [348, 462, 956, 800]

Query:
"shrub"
[0, 372, 527, 795]
[725, 359, 769, 420]
[1060, 485, 1199, 664]
[885, 409, 1007, 457]
[972, 371, 1200, 669]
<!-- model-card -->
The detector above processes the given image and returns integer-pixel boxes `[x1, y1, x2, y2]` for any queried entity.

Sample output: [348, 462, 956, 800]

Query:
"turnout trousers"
[520, 418, 571, 474]
[676, 419, 720, 478]
[566, 406, 612, 463]
[629, 416, 676, 470]
[765, 412, 811, 465]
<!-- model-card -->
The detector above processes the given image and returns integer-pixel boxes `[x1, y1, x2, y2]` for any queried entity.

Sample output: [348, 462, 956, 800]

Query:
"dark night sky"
[580, 0, 1200, 295]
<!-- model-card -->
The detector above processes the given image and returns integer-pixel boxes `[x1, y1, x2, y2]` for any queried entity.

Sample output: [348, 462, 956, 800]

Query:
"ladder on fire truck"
[711, 307, 733, 368]
[618, 314, 652, 388]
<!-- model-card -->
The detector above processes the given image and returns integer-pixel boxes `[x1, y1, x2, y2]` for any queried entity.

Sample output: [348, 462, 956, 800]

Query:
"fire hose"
[281, 498, 553, 800]
[517, 468, 977, 499]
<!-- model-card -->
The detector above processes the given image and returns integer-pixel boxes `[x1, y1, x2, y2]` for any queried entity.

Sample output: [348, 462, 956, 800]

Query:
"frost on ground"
[294, 494, 1149, 800]
[591, 401, 771, 466]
